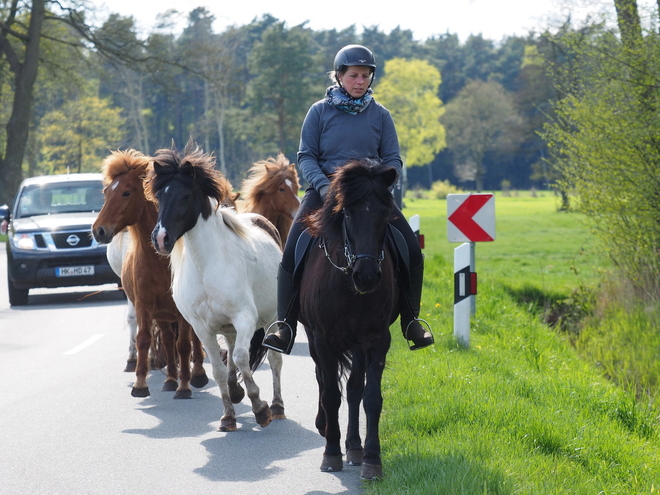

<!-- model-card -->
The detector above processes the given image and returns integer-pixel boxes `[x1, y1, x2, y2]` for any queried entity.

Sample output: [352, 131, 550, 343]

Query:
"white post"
[454, 242, 474, 347]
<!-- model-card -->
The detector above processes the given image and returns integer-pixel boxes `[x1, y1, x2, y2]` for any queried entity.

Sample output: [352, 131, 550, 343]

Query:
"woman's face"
[338, 66, 372, 98]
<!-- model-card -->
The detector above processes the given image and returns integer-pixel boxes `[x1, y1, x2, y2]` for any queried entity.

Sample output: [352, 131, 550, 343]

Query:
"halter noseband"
[320, 209, 385, 274]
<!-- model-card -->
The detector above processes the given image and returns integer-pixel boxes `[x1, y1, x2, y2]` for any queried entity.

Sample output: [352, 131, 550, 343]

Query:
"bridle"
[320, 208, 385, 275]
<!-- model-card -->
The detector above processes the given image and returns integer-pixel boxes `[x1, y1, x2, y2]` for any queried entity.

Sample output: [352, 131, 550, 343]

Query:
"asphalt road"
[0, 243, 365, 495]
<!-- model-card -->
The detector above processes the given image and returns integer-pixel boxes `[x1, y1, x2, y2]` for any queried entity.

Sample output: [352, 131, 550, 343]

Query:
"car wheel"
[7, 273, 29, 306]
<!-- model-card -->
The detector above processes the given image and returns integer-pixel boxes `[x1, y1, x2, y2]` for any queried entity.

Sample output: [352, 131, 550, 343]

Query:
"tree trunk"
[0, 0, 45, 205]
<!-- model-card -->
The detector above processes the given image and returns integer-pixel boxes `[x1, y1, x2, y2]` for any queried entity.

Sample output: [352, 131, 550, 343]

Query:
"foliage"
[246, 22, 322, 156]
[542, 23, 660, 297]
[430, 179, 462, 199]
[442, 79, 525, 192]
[38, 94, 125, 174]
[374, 58, 446, 168]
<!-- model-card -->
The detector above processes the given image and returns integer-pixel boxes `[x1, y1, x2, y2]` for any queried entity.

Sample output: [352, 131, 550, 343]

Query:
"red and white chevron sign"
[447, 193, 495, 242]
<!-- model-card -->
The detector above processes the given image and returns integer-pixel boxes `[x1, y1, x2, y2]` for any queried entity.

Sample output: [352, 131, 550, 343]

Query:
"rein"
[320, 209, 385, 275]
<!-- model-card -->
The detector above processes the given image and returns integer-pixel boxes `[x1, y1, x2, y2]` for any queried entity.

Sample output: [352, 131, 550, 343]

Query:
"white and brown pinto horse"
[147, 143, 284, 431]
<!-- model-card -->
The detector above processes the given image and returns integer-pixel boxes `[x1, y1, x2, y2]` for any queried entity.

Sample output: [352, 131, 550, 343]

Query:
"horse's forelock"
[101, 149, 150, 186]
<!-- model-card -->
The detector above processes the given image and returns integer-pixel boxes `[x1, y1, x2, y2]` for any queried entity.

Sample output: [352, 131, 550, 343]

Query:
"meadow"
[363, 192, 659, 494]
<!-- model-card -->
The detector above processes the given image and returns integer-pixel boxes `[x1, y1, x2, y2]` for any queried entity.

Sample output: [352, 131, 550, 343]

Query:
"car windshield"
[16, 181, 104, 218]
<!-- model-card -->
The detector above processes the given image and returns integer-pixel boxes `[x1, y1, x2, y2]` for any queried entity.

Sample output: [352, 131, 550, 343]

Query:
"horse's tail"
[338, 350, 353, 384]
[249, 327, 268, 372]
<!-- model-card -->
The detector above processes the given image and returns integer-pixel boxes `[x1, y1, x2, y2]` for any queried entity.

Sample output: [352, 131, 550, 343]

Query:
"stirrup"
[263, 320, 295, 354]
[404, 318, 434, 351]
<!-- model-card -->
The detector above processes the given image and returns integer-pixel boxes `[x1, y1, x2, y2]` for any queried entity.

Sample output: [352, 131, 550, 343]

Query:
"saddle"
[292, 224, 410, 284]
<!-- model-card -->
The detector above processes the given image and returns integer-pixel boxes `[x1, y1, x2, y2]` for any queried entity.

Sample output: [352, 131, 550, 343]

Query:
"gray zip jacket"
[297, 98, 403, 193]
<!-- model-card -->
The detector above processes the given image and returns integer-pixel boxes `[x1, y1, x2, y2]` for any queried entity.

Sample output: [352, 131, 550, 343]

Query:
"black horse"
[299, 158, 400, 480]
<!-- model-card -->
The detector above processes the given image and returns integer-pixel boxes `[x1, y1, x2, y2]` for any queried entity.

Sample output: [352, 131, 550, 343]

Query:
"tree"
[442, 79, 524, 192]
[38, 94, 125, 174]
[542, 1, 660, 296]
[245, 22, 321, 156]
[375, 58, 446, 186]
[0, 0, 45, 205]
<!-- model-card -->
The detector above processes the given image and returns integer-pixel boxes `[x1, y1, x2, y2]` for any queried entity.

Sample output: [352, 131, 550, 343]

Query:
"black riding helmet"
[334, 44, 377, 87]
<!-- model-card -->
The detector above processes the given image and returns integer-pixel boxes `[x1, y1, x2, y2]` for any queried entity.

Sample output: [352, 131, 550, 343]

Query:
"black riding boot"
[262, 264, 298, 354]
[401, 260, 434, 350]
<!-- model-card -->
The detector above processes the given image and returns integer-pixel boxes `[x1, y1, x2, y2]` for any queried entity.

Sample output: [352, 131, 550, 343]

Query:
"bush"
[430, 179, 462, 199]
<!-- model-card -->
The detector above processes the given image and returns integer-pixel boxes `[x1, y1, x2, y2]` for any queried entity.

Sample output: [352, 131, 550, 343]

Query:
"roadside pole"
[447, 193, 496, 348]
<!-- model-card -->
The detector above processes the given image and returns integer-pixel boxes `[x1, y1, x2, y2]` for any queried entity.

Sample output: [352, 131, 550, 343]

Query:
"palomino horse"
[239, 153, 300, 247]
[299, 159, 400, 480]
[147, 143, 285, 431]
[92, 149, 209, 399]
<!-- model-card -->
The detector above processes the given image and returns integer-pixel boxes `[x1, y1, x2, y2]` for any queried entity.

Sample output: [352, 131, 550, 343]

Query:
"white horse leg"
[222, 334, 245, 404]
[201, 331, 236, 431]
[232, 323, 271, 428]
[124, 299, 138, 372]
[267, 349, 285, 419]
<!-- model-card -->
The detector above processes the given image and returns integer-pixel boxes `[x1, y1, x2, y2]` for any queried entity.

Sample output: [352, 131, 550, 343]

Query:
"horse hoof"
[173, 389, 193, 399]
[190, 372, 209, 389]
[320, 454, 343, 472]
[218, 417, 237, 432]
[162, 380, 178, 392]
[124, 360, 137, 372]
[131, 387, 150, 398]
[255, 403, 272, 427]
[346, 448, 364, 466]
[360, 463, 383, 480]
[270, 404, 286, 420]
[229, 384, 245, 404]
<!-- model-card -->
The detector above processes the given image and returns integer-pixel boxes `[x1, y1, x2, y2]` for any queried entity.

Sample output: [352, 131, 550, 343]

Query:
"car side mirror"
[0, 204, 8, 221]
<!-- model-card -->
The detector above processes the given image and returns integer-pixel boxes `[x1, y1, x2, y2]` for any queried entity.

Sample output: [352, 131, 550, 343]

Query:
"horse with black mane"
[298, 158, 400, 480]
[147, 142, 285, 431]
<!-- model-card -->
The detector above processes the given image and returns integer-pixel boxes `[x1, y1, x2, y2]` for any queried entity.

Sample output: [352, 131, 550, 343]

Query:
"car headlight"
[12, 233, 37, 250]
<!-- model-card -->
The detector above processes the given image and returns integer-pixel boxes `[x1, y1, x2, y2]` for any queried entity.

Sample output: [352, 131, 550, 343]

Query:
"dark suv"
[1, 173, 120, 306]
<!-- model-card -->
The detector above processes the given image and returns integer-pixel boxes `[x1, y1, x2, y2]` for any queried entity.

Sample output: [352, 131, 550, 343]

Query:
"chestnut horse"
[299, 159, 400, 480]
[92, 149, 209, 399]
[239, 153, 300, 247]
[147, 143, 284, 431]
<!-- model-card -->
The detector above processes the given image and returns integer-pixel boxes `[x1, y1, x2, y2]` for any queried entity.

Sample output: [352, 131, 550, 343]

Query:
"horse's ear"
[181, 160, 196, 178]
[382, 167, 398, 189]
[153, 161, 164, 173]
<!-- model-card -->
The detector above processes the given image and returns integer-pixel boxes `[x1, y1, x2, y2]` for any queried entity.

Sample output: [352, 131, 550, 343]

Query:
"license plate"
[56, 265, 95, 277]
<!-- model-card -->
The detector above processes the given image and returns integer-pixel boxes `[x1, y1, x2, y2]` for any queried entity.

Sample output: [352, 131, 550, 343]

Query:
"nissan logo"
[66, 234, 80, 246]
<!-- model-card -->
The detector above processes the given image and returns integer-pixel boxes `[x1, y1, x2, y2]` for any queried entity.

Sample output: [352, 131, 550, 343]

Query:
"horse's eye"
[122, 191, 131, 197]
[279, 187, 285, 192]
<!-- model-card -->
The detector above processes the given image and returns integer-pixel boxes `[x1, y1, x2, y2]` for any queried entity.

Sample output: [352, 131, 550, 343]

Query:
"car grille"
[51, 231, 94, 249]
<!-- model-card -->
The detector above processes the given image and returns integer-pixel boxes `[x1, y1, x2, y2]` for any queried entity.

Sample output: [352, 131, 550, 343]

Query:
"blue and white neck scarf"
[324, 85, 374, 115]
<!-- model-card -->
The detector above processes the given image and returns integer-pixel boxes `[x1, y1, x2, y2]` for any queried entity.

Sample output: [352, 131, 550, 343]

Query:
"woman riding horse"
[263, 44, 434, 354]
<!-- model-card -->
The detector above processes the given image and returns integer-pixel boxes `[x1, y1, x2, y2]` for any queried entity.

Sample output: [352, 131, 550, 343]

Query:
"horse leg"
[307, 340, 326, 436]
[223, 335, 245, 404]
[360, 337, 391, 481]
[131, 311, 152, 398]
[158, 321, 179, 392]
[173, 320, 193, 399]
[200, 330, 237, 431]
[190, 332, 209, 389]
[233, 327, 271, 428]
[315, 351, 343, 472]
[266, 349, 285, 419]
[124, 299, 138, 372]
[345, 348, 365, 466]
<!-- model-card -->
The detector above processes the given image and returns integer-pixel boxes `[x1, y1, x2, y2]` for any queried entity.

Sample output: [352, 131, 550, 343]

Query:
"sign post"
[447, 193, 495, 347]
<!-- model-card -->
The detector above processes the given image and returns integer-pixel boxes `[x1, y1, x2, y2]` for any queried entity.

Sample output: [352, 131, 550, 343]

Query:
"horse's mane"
[145, 141, 235, 220]
[241, 153, 300, 211]
[305, 159, 397, 238]
[101, 149, 151, 186]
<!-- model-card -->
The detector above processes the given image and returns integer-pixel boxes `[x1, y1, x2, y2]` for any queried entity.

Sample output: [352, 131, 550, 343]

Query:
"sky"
[87, 0, 621, 43]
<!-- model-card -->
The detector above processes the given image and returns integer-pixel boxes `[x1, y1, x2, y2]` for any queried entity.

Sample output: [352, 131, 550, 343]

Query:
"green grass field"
[361, 192, 659, 494]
